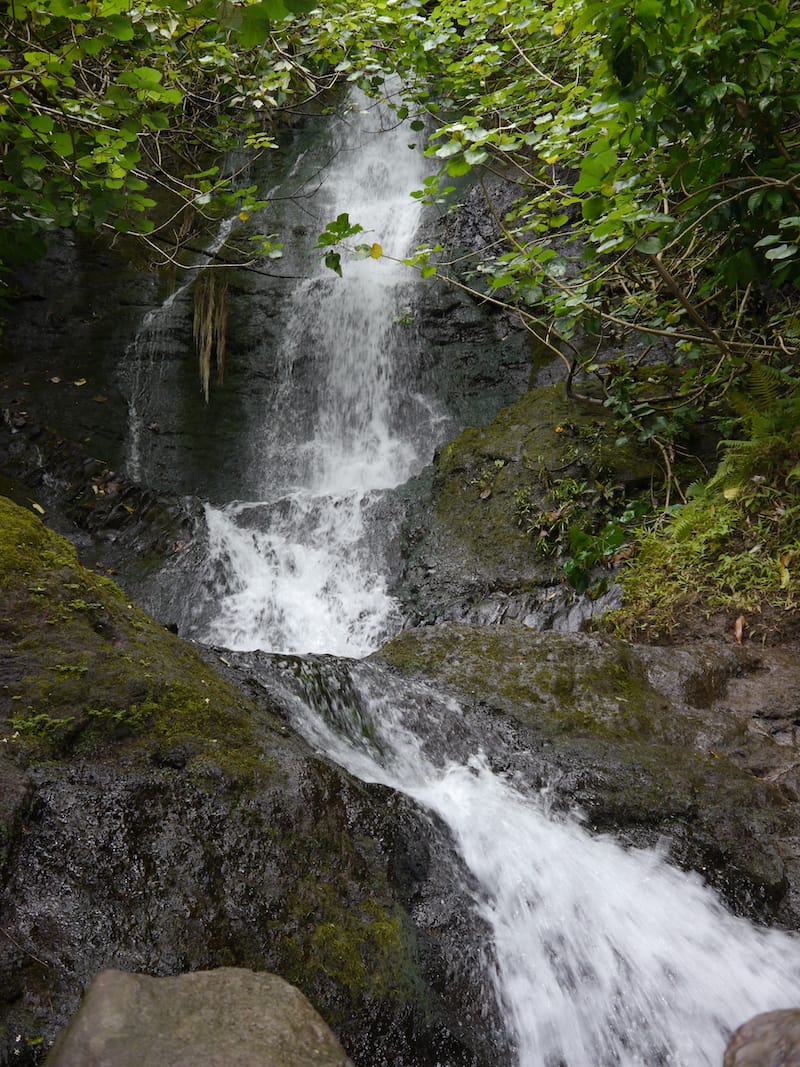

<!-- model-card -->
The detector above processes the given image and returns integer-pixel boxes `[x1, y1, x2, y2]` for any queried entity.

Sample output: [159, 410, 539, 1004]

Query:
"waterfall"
[130, 86, 800, 1065]
[263, 656, 800, 1067]
[195, 89, 447, 655]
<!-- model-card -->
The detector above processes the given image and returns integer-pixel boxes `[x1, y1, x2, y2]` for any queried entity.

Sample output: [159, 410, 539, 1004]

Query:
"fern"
[746, 362, 785, 412]
[708, 368, 800, 492]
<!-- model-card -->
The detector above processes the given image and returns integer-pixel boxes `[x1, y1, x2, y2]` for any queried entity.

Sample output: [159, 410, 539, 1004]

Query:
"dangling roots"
[193, 268, 228, 402]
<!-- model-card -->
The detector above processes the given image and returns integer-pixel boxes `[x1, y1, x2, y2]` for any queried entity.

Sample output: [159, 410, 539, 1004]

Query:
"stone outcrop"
[43, 968, 353, 1067]
[390, 381, 659, 630]
[0, 497, 505, 1067]
[375, 622, 800, 926]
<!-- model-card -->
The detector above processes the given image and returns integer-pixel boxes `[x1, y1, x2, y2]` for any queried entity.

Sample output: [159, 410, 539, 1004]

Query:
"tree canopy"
[2, 0, 799, 620]
[0, 0, 319, 275]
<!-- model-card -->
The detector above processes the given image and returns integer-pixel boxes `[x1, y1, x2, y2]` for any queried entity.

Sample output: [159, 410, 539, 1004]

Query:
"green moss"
[0, 495, 269, 783]
[304, 890, 418, 999]
[378, 624, 665, 744]
[275, 855, 422, 1024]
[604, 490, 800, 643]
[431, 383, 657, 579]
[376, 623, 789, 903]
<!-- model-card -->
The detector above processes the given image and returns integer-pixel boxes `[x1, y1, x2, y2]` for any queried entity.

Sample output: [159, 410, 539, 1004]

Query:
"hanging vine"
[193, 268, 228, 403]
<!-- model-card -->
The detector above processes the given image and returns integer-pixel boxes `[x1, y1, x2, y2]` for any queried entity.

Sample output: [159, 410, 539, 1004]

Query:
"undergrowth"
[606, 369, 800, 642]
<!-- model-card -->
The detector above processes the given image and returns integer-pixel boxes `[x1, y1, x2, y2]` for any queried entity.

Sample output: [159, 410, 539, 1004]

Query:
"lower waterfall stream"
[258, 656, 800, 1067]
[143, 90, 800, 1064]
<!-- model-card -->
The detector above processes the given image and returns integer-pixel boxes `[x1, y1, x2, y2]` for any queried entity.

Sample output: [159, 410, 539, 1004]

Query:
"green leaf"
[102, 14, 135, 40]
[324, 250, 342, 276]
[118, 67, 162, 88]
[446, 157, 471, 177]
[581, 196, 606, 222]
[764, 244, 798, 260]
[434, 140, 462, 159]
[635, 235, 662, 254]
[238, 1, 287, 47]
[574, 147, 617, 194]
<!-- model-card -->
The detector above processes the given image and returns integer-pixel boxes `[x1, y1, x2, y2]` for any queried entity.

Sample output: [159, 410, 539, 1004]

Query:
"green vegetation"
[515, 476, 649, 595]
[608, 373, 800, 640]
[0, 0, 317, 279]
[313, 0, 800, 628]
[281, 878, 419, 1010]
[2, 0, 799, 627]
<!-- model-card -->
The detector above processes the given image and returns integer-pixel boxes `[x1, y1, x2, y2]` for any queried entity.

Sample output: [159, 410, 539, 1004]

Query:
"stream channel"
[121, 89, 800, 1065]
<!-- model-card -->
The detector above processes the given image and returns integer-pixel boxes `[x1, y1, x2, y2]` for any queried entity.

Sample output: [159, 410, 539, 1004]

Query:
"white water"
[162, 87, 800, 1065]
[274, 660, 800, 1067]
[200, 90, 445, 655]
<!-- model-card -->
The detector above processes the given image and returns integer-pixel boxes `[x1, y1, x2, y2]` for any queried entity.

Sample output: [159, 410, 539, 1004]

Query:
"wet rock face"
[723, 1009, 800, 1067]
[2, 758, 500, 1067]
[390, 382, 655, 630]
[0, 499, 506, 1067]
[376, 623, 800, 928]
[43, 968, 353, 1067]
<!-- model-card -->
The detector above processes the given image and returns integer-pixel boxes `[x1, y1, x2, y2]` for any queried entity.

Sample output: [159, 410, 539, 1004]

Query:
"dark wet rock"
[0, 498, 506, 1067]
[0, 402, 200, 594]
[43, 968, 353, 1067]
[390, 382, 655, 630]
[375, 623, 800, 926]
[0, 757, 29, 868]
[723, 1009, 800, 1067]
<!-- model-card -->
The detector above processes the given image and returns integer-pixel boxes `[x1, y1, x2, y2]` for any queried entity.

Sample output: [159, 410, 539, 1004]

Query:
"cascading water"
[197, 90, 446, 656]
[129, 87, 800, 1065]
[259, 656, 800, 1067]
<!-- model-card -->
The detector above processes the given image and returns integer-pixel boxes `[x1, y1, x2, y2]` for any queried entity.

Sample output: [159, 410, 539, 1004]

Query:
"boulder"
[375, 622, 800, 925]
[723, 1009, 800, 1067]
[43, 968, 353, 1067]
[391, 382, 657, 630]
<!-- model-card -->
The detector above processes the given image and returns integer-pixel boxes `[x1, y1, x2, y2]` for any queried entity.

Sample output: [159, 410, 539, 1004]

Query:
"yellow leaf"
[239, 211, 250, 221]
[544, 155, 558, 165]
[30, 502, 45, 515]
[780, 563, 791, 589]
[73, 378, 87, 387]
[370, 243, 383, 259]
[722, 485, 740, 500]
[552, 20, 565, 35]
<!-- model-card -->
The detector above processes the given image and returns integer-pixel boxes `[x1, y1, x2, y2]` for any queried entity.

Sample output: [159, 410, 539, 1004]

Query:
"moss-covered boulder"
[376, 622, 800, 926]
[392, 382, 656, 628]
[0, 498, 503, 1067]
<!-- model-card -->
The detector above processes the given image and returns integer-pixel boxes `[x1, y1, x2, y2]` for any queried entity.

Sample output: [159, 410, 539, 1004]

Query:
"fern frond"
[685, 480, 707, 500]
[746, 362, 785, 410]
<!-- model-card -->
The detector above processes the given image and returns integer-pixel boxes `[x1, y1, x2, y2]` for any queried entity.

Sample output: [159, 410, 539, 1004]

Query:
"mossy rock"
[432, 382, 656, 581]
[0, 498, 497, 1067]
[0, 494, 267, 780]
[375, 622, 794, 922]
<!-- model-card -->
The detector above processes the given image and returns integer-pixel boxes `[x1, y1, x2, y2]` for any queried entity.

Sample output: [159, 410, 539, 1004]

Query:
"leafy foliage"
[516, 476, 648, 594]
[306, 0, 799, 496]
[0, 0, 318, 281]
